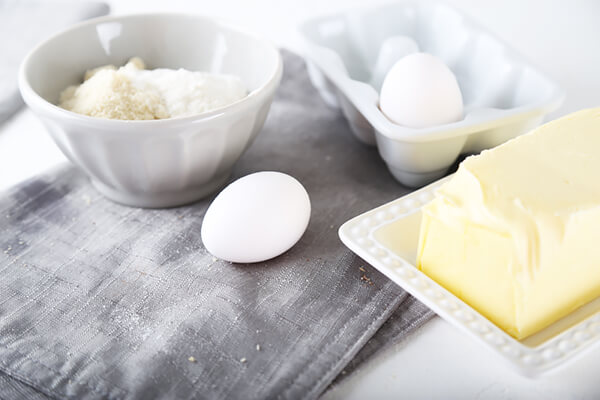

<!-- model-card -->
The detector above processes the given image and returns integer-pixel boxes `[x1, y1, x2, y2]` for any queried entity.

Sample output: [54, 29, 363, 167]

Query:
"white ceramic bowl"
[299, 1, 563, 187]
[19, 13, 282, 208]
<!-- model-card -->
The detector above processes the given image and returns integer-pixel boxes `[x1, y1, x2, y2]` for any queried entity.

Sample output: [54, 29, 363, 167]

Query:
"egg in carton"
[299, 1, 564, 187]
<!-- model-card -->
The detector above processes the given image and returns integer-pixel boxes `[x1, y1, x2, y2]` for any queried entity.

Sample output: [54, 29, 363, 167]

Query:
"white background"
[2, 1, 600, 398]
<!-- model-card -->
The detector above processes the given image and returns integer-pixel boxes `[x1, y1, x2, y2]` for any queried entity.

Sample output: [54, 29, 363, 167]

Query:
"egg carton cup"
[299, 1, 564, 187]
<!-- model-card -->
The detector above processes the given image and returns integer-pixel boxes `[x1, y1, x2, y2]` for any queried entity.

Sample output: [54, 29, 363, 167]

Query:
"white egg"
[201, 171, 311, 263]
[370, 35, 419, 90]
[379, 52, 464, 128]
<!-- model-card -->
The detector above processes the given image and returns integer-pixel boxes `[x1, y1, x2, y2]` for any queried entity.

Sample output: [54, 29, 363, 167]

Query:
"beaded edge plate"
[338, 176, 600, 377]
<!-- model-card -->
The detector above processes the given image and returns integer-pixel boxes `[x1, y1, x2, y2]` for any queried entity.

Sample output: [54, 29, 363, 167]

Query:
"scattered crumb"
[178, 215, 183, 219]
[82, 194, 91, 205]
[188, 356, 196, 363]
[330, 225, 334, 229]
[256, 344, 261, 351]
[240, 357, 247, 363]
[359, 266, 366, 272]
[212, 257, 217, 262]
[360, 274, 374, 286]
[341, 370, 346, 375]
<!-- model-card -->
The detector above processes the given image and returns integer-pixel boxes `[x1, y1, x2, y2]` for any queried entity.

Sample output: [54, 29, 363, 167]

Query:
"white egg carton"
[298, 1, 564, 187]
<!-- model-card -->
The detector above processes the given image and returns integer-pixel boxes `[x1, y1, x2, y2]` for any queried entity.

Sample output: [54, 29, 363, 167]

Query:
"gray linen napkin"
[0, 51, 433, 400]
[0, 0, 109, 123]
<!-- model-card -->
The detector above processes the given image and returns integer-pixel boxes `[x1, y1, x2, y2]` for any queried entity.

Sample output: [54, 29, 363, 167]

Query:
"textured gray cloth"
[0, 51, 433, 400]
[332, 296, 432, 384]
[0, 1, 109, 123]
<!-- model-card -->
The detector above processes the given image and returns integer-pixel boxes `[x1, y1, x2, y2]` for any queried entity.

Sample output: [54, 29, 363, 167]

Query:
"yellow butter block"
[417, 108, 600, 339]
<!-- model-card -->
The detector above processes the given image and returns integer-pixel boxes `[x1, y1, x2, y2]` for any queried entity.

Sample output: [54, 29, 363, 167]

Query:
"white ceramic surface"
[339, 177, 600, 377]
[4, 2, 600, 399]
[19, 13, 282, 208]
[299, 1, 564, 187]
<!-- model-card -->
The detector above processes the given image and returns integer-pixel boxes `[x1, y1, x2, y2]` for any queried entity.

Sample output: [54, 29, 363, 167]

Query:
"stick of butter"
[417, 108, 600, 339]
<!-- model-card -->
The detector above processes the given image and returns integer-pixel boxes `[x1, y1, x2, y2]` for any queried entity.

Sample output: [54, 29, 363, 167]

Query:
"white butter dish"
[339, 177, 600, 377]
[299, 1, 564, 187]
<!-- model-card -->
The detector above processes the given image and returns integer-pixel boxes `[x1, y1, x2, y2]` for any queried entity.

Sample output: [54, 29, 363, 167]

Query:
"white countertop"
[2, 1, 600, 398]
